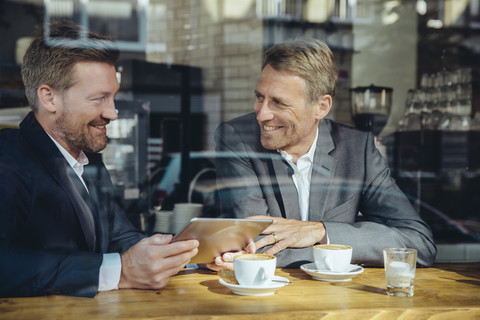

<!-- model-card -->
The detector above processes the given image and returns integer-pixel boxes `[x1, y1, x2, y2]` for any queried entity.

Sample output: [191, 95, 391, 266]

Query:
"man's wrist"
[315, 221, 328, 244]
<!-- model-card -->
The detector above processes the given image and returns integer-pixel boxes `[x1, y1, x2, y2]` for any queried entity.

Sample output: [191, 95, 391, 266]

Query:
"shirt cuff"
[98, 253, 121, 291]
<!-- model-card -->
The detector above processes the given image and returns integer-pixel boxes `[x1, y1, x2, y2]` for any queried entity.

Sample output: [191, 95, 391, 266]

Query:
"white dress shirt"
[48, 135, 121, 291]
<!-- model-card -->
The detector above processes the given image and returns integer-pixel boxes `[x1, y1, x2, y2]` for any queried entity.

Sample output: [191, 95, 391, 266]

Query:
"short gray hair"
[263, 38, 338, 106]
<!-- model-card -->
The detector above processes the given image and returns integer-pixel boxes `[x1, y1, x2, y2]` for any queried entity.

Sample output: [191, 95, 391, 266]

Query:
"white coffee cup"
[313, 244, 352, 272]
[233, 253, 276, 287]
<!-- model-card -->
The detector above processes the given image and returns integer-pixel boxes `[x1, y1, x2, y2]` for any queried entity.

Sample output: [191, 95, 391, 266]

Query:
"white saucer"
[300, 263, 364, 282]
[219, 276, 289, 296]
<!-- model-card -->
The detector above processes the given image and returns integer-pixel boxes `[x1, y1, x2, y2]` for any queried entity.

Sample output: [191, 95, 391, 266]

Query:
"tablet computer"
[172, 217, 273, 264]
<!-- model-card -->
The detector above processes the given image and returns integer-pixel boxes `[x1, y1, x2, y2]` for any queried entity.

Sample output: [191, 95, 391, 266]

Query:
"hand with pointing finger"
[206, 241, 256, 272]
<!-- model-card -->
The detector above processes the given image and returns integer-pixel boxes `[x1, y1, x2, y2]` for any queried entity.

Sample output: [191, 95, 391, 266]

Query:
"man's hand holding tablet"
[171, 218, 272, 267]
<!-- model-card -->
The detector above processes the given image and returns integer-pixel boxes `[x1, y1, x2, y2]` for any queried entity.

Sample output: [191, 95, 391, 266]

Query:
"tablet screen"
[172, 217, 273, 264]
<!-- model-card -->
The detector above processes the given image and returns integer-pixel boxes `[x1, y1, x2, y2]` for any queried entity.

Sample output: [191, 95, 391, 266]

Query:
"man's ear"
[315, 94, 333, 120]
[37, 84, 58, 113]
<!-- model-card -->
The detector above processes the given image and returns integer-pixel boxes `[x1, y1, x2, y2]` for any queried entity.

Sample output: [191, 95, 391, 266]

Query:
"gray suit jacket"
[215, 113, 436, 268]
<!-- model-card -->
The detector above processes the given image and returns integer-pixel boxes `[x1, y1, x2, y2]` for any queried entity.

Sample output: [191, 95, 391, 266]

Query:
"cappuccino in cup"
[233, 253, 276, 287]
[235, 254, 275, 261]
[313, 244, 352, 272]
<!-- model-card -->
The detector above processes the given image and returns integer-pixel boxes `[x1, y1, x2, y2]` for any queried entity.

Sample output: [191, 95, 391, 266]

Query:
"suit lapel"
[62, 164, 97, 252]
[82, 157, 108, 253]
[271, 157, 300, 220]
[309, 120, 336, 221]
[254, 129, 300, 220]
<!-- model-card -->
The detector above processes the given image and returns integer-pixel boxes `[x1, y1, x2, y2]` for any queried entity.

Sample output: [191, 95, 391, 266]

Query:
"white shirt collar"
[46, 133, 89, 175]
[278, 128, 318, 166]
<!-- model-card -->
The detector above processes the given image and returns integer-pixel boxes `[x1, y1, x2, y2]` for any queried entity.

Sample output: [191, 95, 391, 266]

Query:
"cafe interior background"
[0, 0, 479, 263]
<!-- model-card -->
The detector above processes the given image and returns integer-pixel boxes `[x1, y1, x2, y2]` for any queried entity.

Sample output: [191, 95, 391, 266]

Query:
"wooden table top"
[1, 263, 479, 319]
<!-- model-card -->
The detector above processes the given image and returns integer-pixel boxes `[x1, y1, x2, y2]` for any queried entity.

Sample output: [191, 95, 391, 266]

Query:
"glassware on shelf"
[399, 89, 421, 132]
[397, 89, 423, 171]
[432, 68, 472, 131]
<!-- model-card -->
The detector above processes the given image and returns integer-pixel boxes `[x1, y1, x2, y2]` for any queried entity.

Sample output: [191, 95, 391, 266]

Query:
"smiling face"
[254, 64, 331, 159]
[50, 61, 119, 156]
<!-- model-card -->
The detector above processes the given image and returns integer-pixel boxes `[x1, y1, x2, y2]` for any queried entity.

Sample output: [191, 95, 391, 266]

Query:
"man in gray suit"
[212, 38, 436, 269]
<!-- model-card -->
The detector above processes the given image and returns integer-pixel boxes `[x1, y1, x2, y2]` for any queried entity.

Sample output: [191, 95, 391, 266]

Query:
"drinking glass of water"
[383, 248, 417, 297]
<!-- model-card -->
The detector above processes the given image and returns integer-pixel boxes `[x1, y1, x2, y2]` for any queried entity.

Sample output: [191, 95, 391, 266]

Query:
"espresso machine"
[350, 84, 393, 137]
[350, 84, 393, 161]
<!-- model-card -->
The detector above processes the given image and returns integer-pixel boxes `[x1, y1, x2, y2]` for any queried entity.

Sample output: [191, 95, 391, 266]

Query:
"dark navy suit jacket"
[0, 112, 145, 297]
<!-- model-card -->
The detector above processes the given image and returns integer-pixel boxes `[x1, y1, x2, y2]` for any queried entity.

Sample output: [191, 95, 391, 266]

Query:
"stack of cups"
[153, 210, 173, 234]
[171, 203, 203, 234]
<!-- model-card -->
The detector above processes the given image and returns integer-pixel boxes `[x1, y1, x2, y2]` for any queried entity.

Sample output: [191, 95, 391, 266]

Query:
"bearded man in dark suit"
[0, 20, 198, 298]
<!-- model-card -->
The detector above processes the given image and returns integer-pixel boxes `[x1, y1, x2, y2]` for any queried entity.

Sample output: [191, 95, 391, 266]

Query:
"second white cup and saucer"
[219, 275, 290, 296]
[300, 263, 364, 282]
[300, 244, 364, 282]
[218, 253, 290, 296]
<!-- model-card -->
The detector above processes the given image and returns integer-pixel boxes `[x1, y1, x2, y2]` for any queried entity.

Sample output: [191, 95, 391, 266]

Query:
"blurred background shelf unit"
[116, 60, 207, 214]
[101, 99, 150, 231]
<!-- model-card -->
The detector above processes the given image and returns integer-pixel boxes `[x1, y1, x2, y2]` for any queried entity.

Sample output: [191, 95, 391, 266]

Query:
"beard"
[55, 111, 108, 153]
[260, 133, 294, 151]
[259, 120, 317, 154]
[259, 123, 299, 151]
